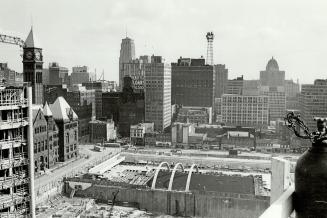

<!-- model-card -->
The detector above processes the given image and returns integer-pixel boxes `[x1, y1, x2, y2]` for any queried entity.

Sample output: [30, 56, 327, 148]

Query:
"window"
[74, 130, 77, 141]
[66, 132, 69, 144]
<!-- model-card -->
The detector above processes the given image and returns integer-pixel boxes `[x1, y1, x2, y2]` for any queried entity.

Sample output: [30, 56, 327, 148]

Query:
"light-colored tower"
[206, 32, 214, 65]
[119, 37, 135, 88]
[145, 56, 171, 132]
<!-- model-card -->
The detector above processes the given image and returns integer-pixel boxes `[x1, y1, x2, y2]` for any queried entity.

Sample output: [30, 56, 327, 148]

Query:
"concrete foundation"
[65, 180, 269, 218]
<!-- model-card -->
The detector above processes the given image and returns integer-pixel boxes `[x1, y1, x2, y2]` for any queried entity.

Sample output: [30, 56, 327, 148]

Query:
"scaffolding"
[0, 87, 33, 217]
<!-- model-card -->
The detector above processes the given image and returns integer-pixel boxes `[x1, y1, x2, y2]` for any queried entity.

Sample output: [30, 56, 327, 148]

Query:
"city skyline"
[1, 0, 327, 84]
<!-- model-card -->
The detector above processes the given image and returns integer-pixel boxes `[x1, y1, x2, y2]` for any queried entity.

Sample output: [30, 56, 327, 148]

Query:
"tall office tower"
[171, 57, 214, 107]
[225, 76, 244, 95]
[70, 66, 89, 85]
[300, 79, 327, 131]
[284, 79, 300, 110]
[221, 94, 269, 128]
[120, 57, 148, 92]
[145, 56, 171, 131]
[214, 64, 228, 98]
[0, 87, 31, 216]
[23, 28, 44, 104]
[260, 57, 285, 87]
[48, 63, 69, 85]
[206, 32, 214, 65]
[260, 86, 286, 123]
[119, 37, 135, 87]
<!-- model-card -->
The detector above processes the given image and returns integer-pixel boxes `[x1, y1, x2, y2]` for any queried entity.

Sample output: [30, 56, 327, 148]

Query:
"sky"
[1, 0, 327, 84]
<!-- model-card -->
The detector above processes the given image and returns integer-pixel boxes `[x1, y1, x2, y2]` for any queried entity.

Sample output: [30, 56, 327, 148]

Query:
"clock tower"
[23, 27, 44, 104]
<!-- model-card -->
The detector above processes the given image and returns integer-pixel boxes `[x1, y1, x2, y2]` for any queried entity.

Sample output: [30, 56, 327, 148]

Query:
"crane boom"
[0, 34, 25, 48]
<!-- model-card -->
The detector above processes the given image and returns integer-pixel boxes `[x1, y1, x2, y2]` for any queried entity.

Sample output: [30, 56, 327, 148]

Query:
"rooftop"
[49, 97, 78, 121]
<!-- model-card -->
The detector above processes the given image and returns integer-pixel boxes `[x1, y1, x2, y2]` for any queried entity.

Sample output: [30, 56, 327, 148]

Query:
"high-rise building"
[119, 37, 135, 87]
[260, 57, 285, 87]
[260, 86, 286, 123]
[0, 87, 31, 216]
[284, 79, 300, 110]
[102, 77, 145, 137]
[225, 76, 244, 95]
[214, 64, 228, 98]
[171, 57, 214, 107]
[144, 56, 171, 131]
[23, 28, 44, 104]
[221, 94, 269, 128]
[48, 62, 69, 85]
[70, 66, 89, 85]
[120, 58, 147, 92]
[300, 79, 327, 131]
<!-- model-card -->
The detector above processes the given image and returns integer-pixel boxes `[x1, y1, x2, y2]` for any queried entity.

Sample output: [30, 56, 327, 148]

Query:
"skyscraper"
[260, 57, 285, 87]
[119, 37, 135, 87]
[145, 56, 171, 131]
[171, 57, 214, 107]
[214, 64, 228, 98]
[23, 28, 44, 104]
[300, 79, 327, 131]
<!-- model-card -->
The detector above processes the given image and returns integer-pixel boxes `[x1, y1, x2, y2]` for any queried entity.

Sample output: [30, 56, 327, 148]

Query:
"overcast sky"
[1, 0, 327, 84]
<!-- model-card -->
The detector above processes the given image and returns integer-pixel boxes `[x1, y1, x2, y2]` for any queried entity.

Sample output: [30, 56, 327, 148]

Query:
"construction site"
[32, 150, 271, 218]
[0, 87, 32, 217]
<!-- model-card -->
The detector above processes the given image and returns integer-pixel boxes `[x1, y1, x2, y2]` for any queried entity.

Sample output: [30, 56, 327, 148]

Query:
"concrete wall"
[65, 181, 269, 218]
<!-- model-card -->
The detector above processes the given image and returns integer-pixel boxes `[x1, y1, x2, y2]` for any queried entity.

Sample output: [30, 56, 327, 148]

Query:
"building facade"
[32, 104, 59, 173]
[102, 77, 145, 137]
[225, 76, 244, 95]
[89, 119, 117, 143]
[48, 62, 69, 85]
[0, 63, 23, 86]
[214, 64, 228, 98]
[171, 57, 214, 107]
[0, 87, 30, 216]
[260, 86, 286, 123]
[176, 106, 212, 124]
[49, 97, 79, 162]
[145, 56, 171, 131]
[130, 123, 154, 146]
[70, 66, 90, 85]
[221, 94, 269, 128]
[300, 79, 327, 131]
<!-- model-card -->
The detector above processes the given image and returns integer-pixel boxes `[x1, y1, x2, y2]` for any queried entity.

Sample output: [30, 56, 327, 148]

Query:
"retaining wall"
[65, 180, 269, 218]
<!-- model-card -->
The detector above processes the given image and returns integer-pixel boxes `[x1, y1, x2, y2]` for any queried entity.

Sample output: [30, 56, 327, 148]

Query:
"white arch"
[151, 162, 170, 190]
[168, 163, 184, 191]
[185, 164, 199, 192]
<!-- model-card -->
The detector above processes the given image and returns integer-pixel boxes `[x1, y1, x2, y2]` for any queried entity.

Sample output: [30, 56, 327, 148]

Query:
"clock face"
[35, 51, 41, 61]
[25, 51, 33, 60]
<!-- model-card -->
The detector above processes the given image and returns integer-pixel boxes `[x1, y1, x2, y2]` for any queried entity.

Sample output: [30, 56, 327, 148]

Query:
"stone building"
[49, 97, 79, 162]
[32, 103, 59, 172]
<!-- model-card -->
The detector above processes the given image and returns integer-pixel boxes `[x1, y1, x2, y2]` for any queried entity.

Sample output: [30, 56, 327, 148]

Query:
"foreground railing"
[259, 186, 294, 218]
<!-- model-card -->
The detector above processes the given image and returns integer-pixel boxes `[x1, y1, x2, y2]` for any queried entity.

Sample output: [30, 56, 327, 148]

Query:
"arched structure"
[168, 163, 184, 191]
[185, 164, 199, 192]
[151, 162, 170, 189]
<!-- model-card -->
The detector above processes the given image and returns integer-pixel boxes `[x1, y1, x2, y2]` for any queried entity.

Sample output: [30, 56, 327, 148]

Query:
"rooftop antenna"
[125, 26, 128, 38]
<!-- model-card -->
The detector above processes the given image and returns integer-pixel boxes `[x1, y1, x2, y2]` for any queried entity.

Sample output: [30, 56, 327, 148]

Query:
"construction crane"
[0, 34, 25, 48]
